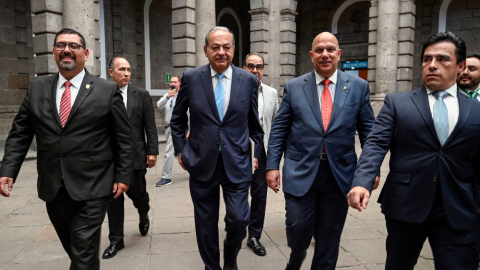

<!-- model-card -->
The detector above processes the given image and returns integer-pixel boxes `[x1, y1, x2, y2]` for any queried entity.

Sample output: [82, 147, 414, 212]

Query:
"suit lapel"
[223, 65, 241, 121]
[444, 88, 472, 146]
[410, 87, 439, 143]
[302, 71, 324, 132]
[65, 71, 94, 127]
[48, 74, 63, 127]
[126, 86, 135, 118]
[200, 64, 221, 122]
[329, 70, 350, 129]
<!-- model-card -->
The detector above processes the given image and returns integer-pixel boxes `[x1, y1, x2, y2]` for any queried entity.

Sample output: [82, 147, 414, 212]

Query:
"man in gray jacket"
[242, 53, 279, 256]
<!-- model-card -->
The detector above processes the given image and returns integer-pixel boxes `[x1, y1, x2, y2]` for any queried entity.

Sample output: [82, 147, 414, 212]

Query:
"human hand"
[113, 183, 130, 199]
[254, 158, 258, 171]
[146, 155, 157, 168]
[0, 177, 14, 197]
[178, 153, 186, 170]
[166, 89, 177, 98]
[347, 186, 370, 212]
[266, 170, 281, 193]
[373, 176, 380, 190]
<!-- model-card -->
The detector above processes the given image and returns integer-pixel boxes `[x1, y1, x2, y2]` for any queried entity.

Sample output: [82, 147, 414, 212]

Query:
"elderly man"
[170, 26, 264, 270]
[241, 53, 278, 256]
[0, 28, 133, 269]
[348, 32, 480, 269]
[267, 32, 376, 270]
[102, 56, 158, 259]
[458, 54, 480, 101]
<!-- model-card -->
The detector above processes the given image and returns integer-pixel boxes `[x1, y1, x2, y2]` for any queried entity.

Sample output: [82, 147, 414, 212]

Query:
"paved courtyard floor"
[0, 137, 438, 269]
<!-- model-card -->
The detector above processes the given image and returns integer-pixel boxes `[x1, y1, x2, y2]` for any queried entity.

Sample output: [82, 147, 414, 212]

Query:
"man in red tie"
[266, 32, 377, 270]
[0, 28, 133, 270]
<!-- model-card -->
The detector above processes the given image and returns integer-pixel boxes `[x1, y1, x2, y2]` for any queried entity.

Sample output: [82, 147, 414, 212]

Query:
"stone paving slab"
[0, 139, 439, 269]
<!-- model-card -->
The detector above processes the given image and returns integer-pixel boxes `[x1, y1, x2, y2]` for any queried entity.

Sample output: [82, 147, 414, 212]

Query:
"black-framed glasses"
[246, 64, 264, 71]
[54, 42, 85, 52]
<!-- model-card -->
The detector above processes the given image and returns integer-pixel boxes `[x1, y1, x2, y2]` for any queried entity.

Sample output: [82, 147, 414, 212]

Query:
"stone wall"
[150, 0, 172, 89]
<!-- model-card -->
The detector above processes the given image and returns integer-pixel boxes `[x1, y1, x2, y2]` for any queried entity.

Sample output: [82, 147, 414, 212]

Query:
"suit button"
[317, 155, 320, 159]
[439, 151, 443, 155]
[324, 136, 327, 139]
[433, 177, 437, 182]
[61, 136, 65, 139]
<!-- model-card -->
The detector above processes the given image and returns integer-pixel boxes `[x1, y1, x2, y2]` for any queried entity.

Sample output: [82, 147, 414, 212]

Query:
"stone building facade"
[0, 0, 479, 146]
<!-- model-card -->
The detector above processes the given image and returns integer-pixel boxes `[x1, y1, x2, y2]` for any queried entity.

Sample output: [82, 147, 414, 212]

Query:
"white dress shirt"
[119, 85, 128, 108]
[426, 83, 459, 136]
[56, 69, 85, 113]
[258, 84, 264, 127]
[315, 69, 338, 110]
[157, 93, 177, 125]
[211, 65, 233, 114]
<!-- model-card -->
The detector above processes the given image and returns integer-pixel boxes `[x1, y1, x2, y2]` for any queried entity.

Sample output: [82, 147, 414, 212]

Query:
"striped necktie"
[59, 81, 72, 127]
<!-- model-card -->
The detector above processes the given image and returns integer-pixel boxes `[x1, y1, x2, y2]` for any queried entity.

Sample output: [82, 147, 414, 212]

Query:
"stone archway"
[438, 0, 452, 33]
[331, 0, 370, 34]
[217, 8, 243, 67]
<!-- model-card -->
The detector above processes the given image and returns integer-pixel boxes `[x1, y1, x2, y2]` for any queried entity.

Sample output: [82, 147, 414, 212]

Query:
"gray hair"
[204, 26, 236, 48]
[244, 53, 265, 66]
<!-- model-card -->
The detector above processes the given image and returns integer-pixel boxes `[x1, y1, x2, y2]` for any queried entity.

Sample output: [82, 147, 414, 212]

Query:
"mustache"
[60, 52, 76, 60]
[215, 56, 228, 60]
[460, 74, 471, 79]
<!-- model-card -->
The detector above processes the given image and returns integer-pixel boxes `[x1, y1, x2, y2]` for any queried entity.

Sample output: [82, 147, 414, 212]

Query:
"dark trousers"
[385, 188, 479, 270]
[190, 153, 250, 270]
[107, 169, 150, 245]
[248, 149, 267, 239]
[284, 159, 348, 270]
[46, 186, 109, 270]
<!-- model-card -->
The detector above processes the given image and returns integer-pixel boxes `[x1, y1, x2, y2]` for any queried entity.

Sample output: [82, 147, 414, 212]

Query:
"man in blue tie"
[458, 54, 480, 101]
[170, 26, 264, 270]
[348, 32, 480, 269]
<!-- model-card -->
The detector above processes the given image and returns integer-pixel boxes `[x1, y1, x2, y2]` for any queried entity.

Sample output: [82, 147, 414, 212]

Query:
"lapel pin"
[86, 84, 91, 89]
[343, 86, 347, 90]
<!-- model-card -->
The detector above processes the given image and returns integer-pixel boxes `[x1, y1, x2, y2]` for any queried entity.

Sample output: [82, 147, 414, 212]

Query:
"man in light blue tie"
[348, 32, 480, 269]
[170, 26, 264, 270]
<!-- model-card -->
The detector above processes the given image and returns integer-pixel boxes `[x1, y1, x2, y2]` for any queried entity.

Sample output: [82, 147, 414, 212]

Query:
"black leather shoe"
[247, 237, 267, 256]
[102, 243, 125, 259]
[139, 213, 150, 236]
[223, 262, 238, 270]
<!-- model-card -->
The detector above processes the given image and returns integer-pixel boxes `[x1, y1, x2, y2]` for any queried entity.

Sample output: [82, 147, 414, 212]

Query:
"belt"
[321, 152, 328, 160]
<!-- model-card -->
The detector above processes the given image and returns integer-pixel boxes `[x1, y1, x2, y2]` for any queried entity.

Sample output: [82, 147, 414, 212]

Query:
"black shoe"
[247, 237, 267, 256]
[139, 213, 150, 236]
[223, 262, 238, 270]
[102, 243, 125, 259]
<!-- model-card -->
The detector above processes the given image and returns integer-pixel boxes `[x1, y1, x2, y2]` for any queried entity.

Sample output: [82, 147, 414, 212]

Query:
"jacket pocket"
[344, 151, 357, 164]
[285, 149, 302, 161]
[189, 138, 199, 149]
[241, 141, 249, 152]
[386, 172, 411, 183]
[90, 151, 113, 162]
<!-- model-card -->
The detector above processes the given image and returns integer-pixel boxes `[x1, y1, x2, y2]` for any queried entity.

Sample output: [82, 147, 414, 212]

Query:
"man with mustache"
[348, 32, 480, 269]
[170, 26, 264, 270]
[458, 54, 480, 101]
[266, 32, 376, 269]
[0, 28, 133, 269]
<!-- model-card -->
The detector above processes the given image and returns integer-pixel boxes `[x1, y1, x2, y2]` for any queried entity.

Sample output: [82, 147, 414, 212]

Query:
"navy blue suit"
[353, 86, 480, 269]
[171, 64, 263, 270]
[267, 70, 375, 269]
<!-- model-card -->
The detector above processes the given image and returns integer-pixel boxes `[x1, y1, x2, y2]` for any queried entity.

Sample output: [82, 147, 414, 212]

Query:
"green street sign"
[166, 73, 172, 84]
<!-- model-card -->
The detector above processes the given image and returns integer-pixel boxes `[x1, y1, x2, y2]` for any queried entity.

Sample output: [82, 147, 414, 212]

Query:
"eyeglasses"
[54, 42, 85, 52]
[246, 64, 264, 71]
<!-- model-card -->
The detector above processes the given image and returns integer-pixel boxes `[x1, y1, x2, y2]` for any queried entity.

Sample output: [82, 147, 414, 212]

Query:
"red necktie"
[59, 81, 72, 127]
[321, 79, 332, 152]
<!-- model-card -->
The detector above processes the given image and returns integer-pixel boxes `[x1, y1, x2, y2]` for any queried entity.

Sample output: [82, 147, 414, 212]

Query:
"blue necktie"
[432, 91, 449, 145]
[215, 73, 225, 121]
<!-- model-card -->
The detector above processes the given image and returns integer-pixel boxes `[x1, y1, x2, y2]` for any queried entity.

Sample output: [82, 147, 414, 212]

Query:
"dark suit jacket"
[0, 70, 134, 202]
[125, 85, 159, 170]
[353, 86, 480, 230]
[267, 70, 375, 197]
[170, 64, 264, 183]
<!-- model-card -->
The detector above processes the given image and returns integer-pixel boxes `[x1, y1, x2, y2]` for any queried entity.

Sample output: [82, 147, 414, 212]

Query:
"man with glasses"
[0, 28, 133, 269]
[242, 53, 278, 256]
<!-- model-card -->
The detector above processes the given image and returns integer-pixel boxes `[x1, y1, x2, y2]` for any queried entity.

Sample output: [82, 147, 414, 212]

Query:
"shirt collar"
[58, 69, 85, 89]
[211, 65, 233, 80]
[426, 83, 458, 98]
[119, 84, 128, 93]
[315, 69, 338, 85]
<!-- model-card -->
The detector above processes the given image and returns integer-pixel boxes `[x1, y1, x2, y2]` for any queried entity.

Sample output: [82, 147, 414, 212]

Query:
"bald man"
[266, 32, 376, 269]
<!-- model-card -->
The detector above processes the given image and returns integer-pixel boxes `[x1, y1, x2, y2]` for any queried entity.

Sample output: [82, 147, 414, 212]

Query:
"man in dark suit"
[102, 56, 158, 259]
[348, 32, 480, 269]
[0, 28, 133, 269]
[458, 54, 480, 101]
[170, 26, 264, 270]
[266, 32, 376, 270]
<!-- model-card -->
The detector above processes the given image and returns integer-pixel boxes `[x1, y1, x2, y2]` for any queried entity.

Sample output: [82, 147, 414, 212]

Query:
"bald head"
[309, 32, 342, 78]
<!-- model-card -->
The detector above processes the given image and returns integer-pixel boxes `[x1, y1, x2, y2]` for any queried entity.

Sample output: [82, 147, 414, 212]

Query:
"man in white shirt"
[458, 54, 480, 101]
[242, 53, 278, 256]
[348, 32, 480, 269]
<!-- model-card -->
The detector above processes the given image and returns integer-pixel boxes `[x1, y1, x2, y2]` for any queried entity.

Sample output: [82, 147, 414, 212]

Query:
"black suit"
[107, 85, 158, 245]
[0, 70, 134, 270]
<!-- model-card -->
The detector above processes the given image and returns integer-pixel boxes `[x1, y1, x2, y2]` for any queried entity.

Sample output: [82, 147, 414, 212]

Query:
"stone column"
[249, 8, 270, 84]
[397, 0, 416, 93]
[63, 0, 99, 75]
[172, 0, 196, 76]
[32, 0, 63, 76]
[279, 8, 298, 97]
[367, 0, 378, 96]
[195, 0, 215, 66]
